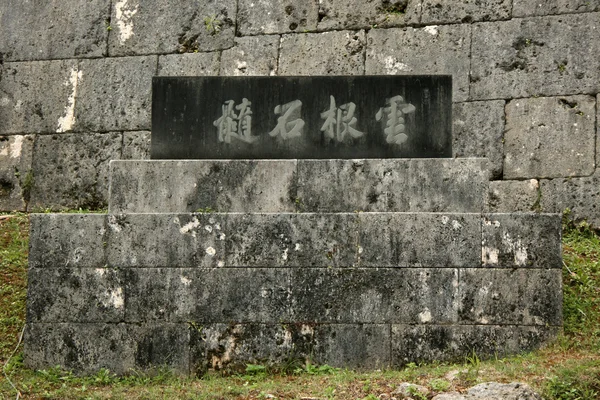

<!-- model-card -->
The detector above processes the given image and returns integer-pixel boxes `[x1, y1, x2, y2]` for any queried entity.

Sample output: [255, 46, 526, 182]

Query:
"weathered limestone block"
[366, 25, 471, 102]
[29, 214, 106, 269]
[470, 13, 600, 99]
[597, 94, 599, 168]
[316, 0, 420, 30]
[297, 159, 489, 213]
[278, 30, 366, 75]
[358, 213, 480, 267]
[459, 268, 562, 325]
[466, 382, 542, 400]
[0, 0, 109, 61]
[27, 268, 124, 323]
[220, 36, 279, 76]
[504, 96, 596, 179]
[0, 60, 80, 134]
[74, 56, 156, 132]
[157, 52, 220, 76]
[488, 180, 540, 213]
[513, 0, 600, 17]
[109, 160, 297, 213]
[108, 0, 235, 55]
[421, 0, 511, 24]
[121, 131, 151, 160]
[0, 135, 34, 211]
[238, 0, 318, 35]
[452, 101, 504, 179]
[481, 214, 562, 268]
[29, 133, 122, 210]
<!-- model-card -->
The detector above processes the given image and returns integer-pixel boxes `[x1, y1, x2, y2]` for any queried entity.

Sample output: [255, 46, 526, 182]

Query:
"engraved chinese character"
[213, 98, 259, 144]
[376, 95, 416, 145]
[269, 100, 305, 140]
[320, 95, 364, 142]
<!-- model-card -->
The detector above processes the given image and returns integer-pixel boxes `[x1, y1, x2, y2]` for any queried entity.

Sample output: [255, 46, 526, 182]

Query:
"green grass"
[1, 212, 599, 399]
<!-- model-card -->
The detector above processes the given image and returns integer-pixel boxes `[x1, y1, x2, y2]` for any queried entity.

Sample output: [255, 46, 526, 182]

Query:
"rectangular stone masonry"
[0, 134, 34, 211]
[512, 0, 599, 17]
[420, 0, 511, 24]
[237, 0, 318, 35]
[316, 0, 420, 30]
[151, 76, 452, 159]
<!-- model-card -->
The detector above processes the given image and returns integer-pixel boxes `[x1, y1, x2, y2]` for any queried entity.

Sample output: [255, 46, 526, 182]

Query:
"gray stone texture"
[0, 135, 34, 211]
[470, 13, 600, 100]
[157, 52, 220, 76]
[0, 60, 80, 134]
[279, 30, 366, 75]
[504, 95, 596, 179]
[541, 171, 600, 227]
[237, 0, 318, 35]
[108, 0, 235, 56]
[121, 131, 151, 160]
[488, 180, 540, 213]
[513, 0, 600, 17]
[481, 214, 562, 268]
[0, 0, 109, 62]
[459, 268, 563, 325]
[74, 56, 156, 132]
[366, 24, 471, 102]
[466, 382, 542, 400]
[452, 101, 504, 179]
[421, 0, 511, 24]
[597, 94, 599, 169]
[220, 36, 279, 76]
[29, 133, 122, 210]
[316, 0, 420, 30]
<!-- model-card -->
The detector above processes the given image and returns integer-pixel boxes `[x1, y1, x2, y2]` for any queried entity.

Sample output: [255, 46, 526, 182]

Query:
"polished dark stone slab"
[151, 76, 452, 159]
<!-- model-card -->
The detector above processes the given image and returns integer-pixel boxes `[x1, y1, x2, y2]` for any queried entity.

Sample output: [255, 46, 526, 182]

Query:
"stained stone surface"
[316, 0, 420, 30]
[470, 13, 600, 100]
[513, 0, 600, 17]
[121, 131, 151, 160]
[420, 0, 511, 24]
[452, 101, 504, 179]
[0, 0, 109, 62]
[237, 0, 318, 35]
[108, 0, 235, 56]
[0, 60, 80, 135]
[366, 24, 472, 102]
[488, 180, 540, 213]
[0, 135, 34, 211]
[466, 382, 542, 399]
[157, 52, 220, 76]
[220, 36, 280, 76]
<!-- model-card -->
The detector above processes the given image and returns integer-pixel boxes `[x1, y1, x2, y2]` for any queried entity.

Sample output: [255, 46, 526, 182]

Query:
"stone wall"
[1, 0, 599, 226]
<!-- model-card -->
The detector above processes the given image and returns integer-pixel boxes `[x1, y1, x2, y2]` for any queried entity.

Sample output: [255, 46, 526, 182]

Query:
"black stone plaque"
[151, 76, 452, 159]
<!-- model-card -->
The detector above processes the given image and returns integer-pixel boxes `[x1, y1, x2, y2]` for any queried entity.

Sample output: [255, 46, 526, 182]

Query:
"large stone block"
[513, 0, 600, 17]
[291, 268, 459, 324]
[357, 213, 481, 267]
[130, 323, 191, 374]
[74, 56, 156, 132]
[0, 0, 109, 62]
[121, 131, 151, 160]
[470, 13, 600, 99]
[238, 0, 318, 35]
[220, 36, 280, 76]
[0, 135, 34, 211]
[29, 133, 122, 210]
[458, 268, 563, 326]
[488, 180, 540, 213]
[157, 52, 220, 76]
[421, 0, 511, 24]
[27, 267, 124, 323]
[0, 60, 80, 134]
[297, 159, 489, 213]
[366, 25, 471, 102]
[108, 160, 297, 213]
[452, 101, 504, 179]
[29, 214, 106, 269]
[316, 0, 420, 30]
[278, 30, 366, 75]
[108, 0, 235, 55]
[481, 213, 562, 268]
[504, 96, 596, 179]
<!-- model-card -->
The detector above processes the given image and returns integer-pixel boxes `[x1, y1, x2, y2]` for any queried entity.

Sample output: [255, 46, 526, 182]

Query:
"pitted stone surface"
[513, 0, 600, 17]
[421, 0, 511, 24]
[452, 101, 504, 179]
[74, 56, 156, 132]
[316, 0, 420, 30]
[237, 0, 318, 35]
[220, 36, 279, 76]
[108, 0, 235, 55]
[278, 30, 366, 75]
[504, 95, 596, 179]
[0, 60, 80, 134]
[488, 180, 540, 213]
[29, 133, 122, 210]
[0, 0, 109, 62]
[366, 24, 471, 102]
[0, 135, 34, 211]
[470, 13, 600, 100]
[157, 52, 220, 76]
[122, 131, 151, 160]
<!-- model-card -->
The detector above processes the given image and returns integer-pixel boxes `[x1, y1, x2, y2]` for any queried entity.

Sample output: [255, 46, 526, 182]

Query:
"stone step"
[108, 158, 490, 214]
